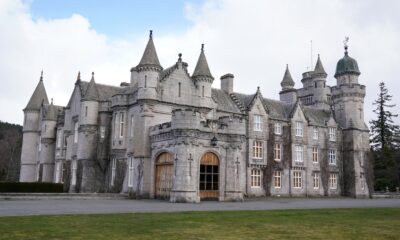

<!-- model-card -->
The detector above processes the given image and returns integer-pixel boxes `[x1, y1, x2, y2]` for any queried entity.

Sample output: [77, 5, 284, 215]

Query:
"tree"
[370, 82, 399, 150]
[369, 82, 400, 191]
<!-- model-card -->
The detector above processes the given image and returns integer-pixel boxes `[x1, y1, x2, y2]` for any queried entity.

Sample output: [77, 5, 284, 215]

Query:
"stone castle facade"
[20, 31, 370, 202]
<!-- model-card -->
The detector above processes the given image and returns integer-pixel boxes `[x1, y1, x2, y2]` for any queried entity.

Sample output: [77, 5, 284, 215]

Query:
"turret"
[136, 30, 163, 100]
[311, 55, 330, 109]
[332, 43, 365, 130]
[192, 44, 214, 107]
[39, 99, 58, 182]
[20, 71, 49, 182]
[279, 65, 297, 103]
[77, 72, 102, 192]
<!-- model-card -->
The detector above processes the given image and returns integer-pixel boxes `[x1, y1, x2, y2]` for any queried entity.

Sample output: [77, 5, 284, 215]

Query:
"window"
[144, 75, 147, 88]
[274, 143, 282, 161]
[312, 147, 318, 163]
[295, 121, 303, 137]
[100, 126, 105, 139]
[130, 115, 134, 137]
[128, 157, 134, 188]
[55, 161, 60, 183]
[295, 145, 303, 162]
[74, 122, 78, 143]
[329, 149, 336, 165]
[57, 130, 62, 148]
[110, 158, 116, 187]
[63, 135, 68, 148]
[178, 82, 181, 97]
[273, 171, 281, 188]
[329, 127, 336, 141]
[313, 172, 320, 189]
[251, 169, 261, 188]
[85, 106, 88, 117]
[202, 86, 205, 97]
[360, 173, 365, 191]
[71, 160, 77, 186]
[44, 124, 47, 132]
[293, 171, 302, 188]
[252, 141, 263, 159]
[329, 173, 338, 189]
[119, 112, 125, 138]
[253, 115, 262, 131]
[38, 136, 42, 152]
[314, 82, 317, 88]
[113, 113, 118, 139]
[313, 127, 318, 140]
[274, 122, 282, 135]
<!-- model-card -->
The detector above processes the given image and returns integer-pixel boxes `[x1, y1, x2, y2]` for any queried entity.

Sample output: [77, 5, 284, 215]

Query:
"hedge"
[0, 182, 64, 193]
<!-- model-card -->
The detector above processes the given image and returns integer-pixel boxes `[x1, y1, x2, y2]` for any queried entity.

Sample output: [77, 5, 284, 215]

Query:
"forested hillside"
[0, 121, 22, 181]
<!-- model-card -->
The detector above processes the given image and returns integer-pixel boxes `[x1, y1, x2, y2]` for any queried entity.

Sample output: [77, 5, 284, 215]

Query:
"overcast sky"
[0, 0, 399, 126]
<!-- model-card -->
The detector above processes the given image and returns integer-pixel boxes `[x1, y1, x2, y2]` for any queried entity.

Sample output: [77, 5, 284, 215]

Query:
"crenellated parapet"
[171, 108, 202, 130]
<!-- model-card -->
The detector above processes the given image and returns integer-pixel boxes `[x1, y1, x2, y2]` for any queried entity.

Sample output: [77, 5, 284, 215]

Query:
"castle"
[19, 31, 370, 202]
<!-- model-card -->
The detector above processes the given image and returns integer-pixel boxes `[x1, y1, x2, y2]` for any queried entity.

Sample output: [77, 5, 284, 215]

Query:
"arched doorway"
[199, 152, 219, 200]
[155, 152, 174, 199]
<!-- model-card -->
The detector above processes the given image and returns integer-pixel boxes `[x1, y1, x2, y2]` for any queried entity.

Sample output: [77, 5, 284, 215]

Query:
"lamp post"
[211, 136, 218, 147]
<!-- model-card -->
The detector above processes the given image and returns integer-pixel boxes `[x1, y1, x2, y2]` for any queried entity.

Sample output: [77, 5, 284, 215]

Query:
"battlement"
[331, 83, 366, 97]
[171, 108, 202, 130]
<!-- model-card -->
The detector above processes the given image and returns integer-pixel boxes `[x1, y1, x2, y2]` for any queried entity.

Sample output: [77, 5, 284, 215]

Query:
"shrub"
[0, 182, 64, 193]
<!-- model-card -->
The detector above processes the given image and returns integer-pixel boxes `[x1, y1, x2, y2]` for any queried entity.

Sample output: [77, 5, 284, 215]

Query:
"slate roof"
[43, 104, 63, 121]
[79, 81, 121, 101]
[231, 92, 256, 111]
[82, 74, 100, 101]
[192, 44, 213, 80]
[302, 106, 331, 126]
[314, 54, 327, 76]
[25, 77, 49, 111]
[280, 65, 295, 89]
[137, 31, 162, 69]
[211, 88, 241, 114]
[263, 98, 295, 120]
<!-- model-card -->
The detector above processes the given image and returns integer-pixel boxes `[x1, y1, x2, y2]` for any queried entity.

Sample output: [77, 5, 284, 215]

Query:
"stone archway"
[199, 152, 219, 200]
[155, 152, 174, 199]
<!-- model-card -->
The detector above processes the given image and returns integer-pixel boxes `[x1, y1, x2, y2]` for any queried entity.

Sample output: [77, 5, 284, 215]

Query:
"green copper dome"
[334, 51, 360, 78]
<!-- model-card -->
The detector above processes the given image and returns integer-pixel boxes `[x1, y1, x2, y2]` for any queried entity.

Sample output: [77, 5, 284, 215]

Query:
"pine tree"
[370, 82, 399, 150]
[369, 82, 400, 191]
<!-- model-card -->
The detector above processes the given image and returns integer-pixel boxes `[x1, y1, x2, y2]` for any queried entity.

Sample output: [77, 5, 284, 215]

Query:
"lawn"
[0, 208, 399, 239]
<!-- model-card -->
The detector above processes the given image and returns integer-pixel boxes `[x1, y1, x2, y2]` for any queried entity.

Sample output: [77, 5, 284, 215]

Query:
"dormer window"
[313, 127, 318, 140]
[274, 122, 282, 135]
[295, 121, 303, 137]
[253, 115, 262, 132]
[329, 127, 336, 141]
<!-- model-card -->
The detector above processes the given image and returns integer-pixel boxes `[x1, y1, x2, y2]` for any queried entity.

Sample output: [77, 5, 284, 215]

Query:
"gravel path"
[1, 198, 399, 217]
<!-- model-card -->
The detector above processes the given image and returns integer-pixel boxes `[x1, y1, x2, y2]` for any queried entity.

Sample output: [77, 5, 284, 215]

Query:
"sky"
[0, 0, 399, 126]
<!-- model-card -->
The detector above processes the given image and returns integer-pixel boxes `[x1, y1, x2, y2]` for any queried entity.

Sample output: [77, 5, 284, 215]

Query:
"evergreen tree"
[369, 82, 400, 191]
[370, 82, 399, 150]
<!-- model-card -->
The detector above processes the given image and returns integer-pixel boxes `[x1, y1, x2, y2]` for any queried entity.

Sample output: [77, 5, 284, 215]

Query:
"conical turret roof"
[83, 72, 100, 101]
[192, 44, 214, 80]
[280, 64, 295, 90]
[314, 54, 327, 76]
[43, 102, 59, 121]
[137, 30, 162, 69]
[24, 71, 49, 111]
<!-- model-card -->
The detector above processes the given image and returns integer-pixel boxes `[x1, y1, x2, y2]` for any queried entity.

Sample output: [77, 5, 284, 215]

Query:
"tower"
[331, 40, 370, 197]
[77, 72, 102, 192]
[20, 71, 49, 182]
[136, 30, 163, 100]
[192, 44, 214, 108]
[311, 54, 330, 109]
[38, 100, 58, 182]
[279, 64, 297, 103]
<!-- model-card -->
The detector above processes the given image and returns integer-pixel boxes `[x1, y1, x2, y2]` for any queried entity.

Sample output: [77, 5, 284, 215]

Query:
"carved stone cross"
[188, 153, 194, 176]
[234, 157, 240, 178]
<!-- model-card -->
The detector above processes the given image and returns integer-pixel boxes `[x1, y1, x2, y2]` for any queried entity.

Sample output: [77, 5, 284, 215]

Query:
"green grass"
[0, 208, 399, 239]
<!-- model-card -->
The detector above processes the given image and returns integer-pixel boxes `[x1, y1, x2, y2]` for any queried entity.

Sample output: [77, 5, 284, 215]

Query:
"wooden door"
[199, 152, 219, 200]
[155, 152, 174, 199]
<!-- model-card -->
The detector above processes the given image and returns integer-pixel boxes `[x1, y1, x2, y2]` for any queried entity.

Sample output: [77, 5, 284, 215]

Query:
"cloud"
[0, 0, 399, 126]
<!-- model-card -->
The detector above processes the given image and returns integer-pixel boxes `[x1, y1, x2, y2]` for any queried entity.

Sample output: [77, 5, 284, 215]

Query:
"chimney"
[220, 73, 234, 94]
